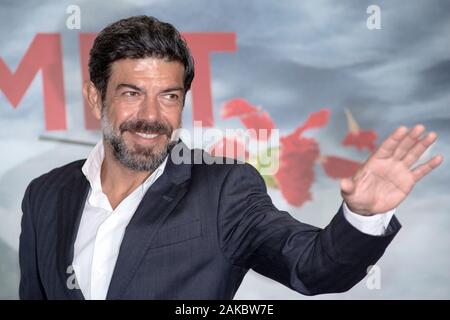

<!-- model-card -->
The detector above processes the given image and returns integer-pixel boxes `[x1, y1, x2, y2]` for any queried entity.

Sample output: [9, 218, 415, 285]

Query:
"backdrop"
[0, 0, 449, 299]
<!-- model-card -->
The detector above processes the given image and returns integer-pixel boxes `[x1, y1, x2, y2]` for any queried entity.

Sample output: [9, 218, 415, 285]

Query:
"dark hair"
[88, 15, 195, 101]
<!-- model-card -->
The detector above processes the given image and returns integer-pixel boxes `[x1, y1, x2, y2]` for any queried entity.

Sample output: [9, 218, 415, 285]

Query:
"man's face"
[101, 57, 185, 171]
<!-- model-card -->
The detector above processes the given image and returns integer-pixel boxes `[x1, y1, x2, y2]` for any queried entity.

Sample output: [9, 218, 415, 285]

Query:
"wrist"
[344, 202, 377, 216]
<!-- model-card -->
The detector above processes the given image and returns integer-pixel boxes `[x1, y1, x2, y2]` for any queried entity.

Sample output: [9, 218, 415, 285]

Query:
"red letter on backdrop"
[0, 33, 66, 130]
[79, 32, 236, 129]
[183, 33, 236, 127]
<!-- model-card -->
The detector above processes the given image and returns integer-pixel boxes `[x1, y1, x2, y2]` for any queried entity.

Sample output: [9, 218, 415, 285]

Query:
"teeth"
[135, 132, 160, 139]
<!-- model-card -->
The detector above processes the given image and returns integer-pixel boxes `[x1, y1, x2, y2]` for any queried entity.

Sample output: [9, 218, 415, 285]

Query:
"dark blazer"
[19, 141, 401, 299]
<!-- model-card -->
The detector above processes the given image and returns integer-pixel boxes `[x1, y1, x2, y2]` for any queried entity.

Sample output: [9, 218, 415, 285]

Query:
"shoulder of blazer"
[27, 159, 87, 194]
[23, 160, 88, 225]
[188, 147, 255, 187]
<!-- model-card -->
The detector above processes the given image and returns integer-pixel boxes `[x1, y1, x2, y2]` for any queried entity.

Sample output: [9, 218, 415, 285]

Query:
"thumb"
[340, 178, 355, 194]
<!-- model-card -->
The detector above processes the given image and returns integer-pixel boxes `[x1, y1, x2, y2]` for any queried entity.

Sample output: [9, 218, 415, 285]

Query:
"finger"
[340, 178, 355, 194]
[374, 126, 409, 159]
[412, 155, 444, 182]
[403, 131, 438, 167]
[393, 124, 426, 160]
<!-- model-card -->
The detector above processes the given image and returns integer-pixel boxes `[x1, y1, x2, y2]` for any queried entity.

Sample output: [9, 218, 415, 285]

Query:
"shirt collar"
[82, 140, 168, 208]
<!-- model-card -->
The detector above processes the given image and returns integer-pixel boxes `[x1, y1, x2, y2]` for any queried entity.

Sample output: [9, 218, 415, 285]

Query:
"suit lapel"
[106, 142, 193, 299]
[56, 167, 89, 300]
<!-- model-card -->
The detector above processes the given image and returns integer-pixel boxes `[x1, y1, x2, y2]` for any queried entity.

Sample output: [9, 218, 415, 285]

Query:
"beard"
[101, 107, 179, 172]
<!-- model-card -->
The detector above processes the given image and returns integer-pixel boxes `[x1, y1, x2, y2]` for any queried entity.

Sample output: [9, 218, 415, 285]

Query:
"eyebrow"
[160, 86, 184, 93]
[116, 83, 145, 92]
[115, 84, 184, 94]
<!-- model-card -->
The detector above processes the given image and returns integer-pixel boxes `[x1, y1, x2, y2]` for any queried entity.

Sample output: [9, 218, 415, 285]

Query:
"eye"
[123, 91, 140, 97]
[164, 93, 180, 101]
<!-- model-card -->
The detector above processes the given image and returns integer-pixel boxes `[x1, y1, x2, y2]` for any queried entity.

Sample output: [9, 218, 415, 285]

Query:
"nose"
[137, 95, 161, 121]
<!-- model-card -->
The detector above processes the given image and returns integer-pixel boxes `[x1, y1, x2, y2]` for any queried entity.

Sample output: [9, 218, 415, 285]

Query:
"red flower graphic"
[239, 111, 275, 140]
[275, 135, 319, 206]
[341, 109, 377, 152]
[320, 156, 361, 179]
[294, 109, 330, 137]
[342, 131, 377, 152]
[215, 99, 377, 207]
[220, 98, 275, 140]
[221, 98, 259, 119]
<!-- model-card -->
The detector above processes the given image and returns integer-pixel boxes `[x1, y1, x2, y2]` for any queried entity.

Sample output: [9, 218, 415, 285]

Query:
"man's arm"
[217, 163, 401, 295]
[19, 181, 46, 299]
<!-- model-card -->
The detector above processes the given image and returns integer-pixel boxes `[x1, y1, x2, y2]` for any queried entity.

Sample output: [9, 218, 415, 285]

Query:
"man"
[19, 15, 443, 300]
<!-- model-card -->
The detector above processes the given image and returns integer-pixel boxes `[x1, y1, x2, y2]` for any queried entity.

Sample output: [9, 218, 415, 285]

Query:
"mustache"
[119, 119, 173, 137]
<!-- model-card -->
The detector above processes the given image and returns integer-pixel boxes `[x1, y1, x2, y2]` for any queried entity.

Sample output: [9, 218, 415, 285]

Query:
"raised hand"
[340, 124, 443, 216]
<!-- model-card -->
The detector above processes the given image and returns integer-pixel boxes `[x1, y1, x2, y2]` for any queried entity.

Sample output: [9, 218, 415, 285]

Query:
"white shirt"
[72, 140, 167, 300]
[72, 140, 395, 300]
[343, 202, 395, 236]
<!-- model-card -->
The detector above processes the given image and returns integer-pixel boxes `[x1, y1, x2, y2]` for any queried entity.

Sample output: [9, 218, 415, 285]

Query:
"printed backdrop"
[0, 0, 449, 299]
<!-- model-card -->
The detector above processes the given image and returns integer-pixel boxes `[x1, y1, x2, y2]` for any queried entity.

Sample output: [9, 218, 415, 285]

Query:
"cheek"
[163, 108, 183, 128]
[108, 105, 137, 128]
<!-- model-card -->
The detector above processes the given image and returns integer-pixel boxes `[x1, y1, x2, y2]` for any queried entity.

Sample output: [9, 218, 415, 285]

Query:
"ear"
[83, 81, 102, 120]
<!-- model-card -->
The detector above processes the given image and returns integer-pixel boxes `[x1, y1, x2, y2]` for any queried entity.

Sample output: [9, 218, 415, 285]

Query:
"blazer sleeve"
[217, 163, 401, 295]
[19, 181, 46, 299]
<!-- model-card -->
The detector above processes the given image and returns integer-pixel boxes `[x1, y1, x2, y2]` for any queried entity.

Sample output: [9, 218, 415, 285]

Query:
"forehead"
[109, 57, 185, 85]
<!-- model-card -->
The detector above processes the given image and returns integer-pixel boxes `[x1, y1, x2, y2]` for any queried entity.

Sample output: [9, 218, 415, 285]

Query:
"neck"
[100, 141, 153, 208]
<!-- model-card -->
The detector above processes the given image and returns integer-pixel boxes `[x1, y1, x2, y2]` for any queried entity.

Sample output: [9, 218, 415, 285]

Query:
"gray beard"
[101, 109, 178, 172]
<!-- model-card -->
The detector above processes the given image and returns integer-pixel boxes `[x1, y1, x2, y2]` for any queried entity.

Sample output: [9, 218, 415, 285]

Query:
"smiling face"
[88, 57, 185, 172]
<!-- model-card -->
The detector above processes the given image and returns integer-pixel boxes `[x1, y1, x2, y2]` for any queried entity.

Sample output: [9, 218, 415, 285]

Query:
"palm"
[341, 125, 443, 215]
